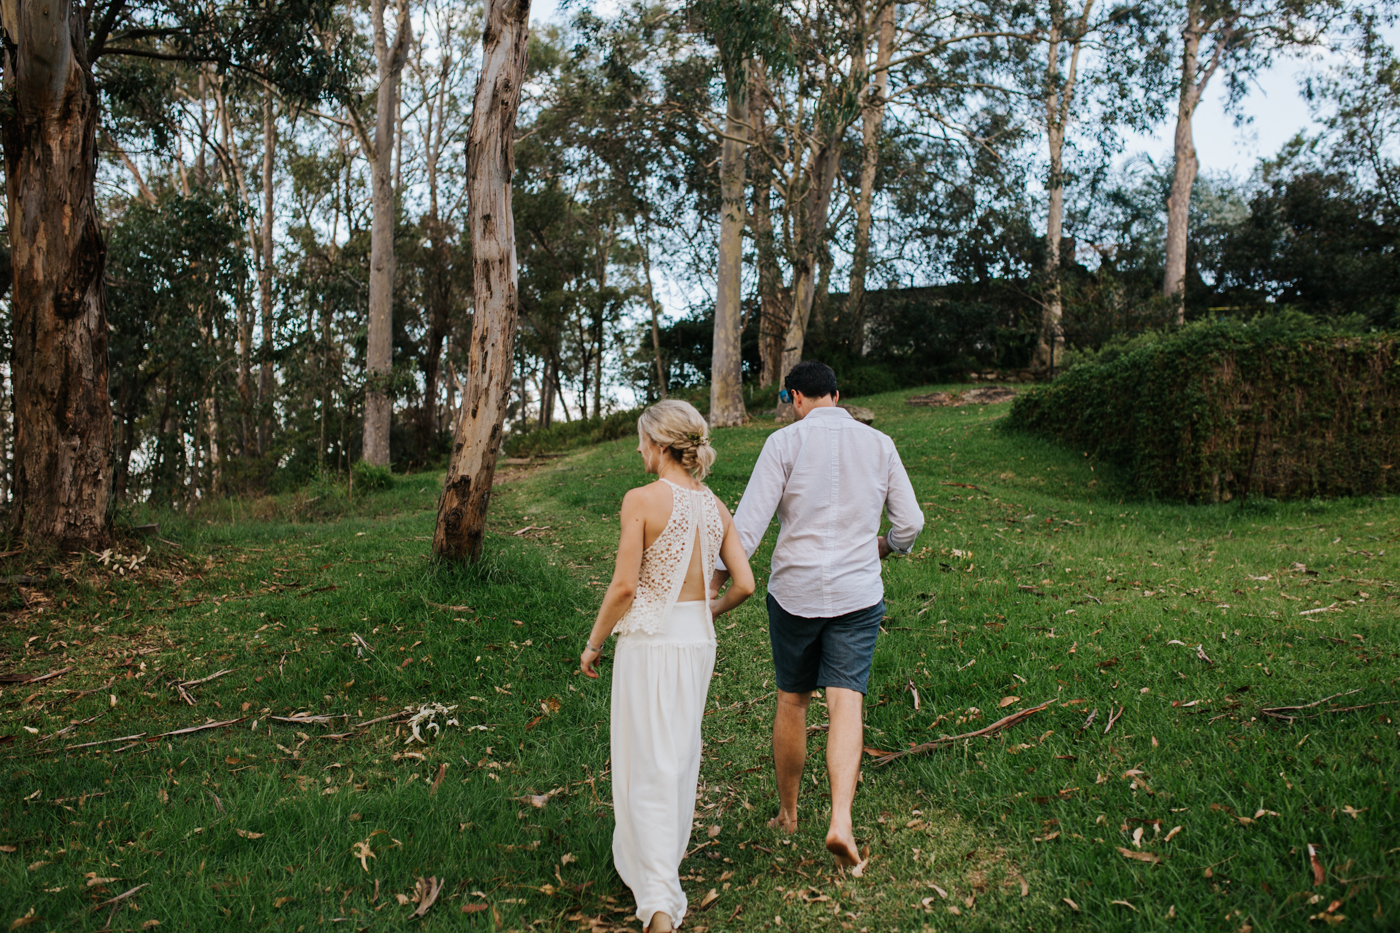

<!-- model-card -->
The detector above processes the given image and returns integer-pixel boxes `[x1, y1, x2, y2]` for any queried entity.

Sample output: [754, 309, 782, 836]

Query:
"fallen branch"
[155, 718, 245, 739]
[874, 701, 1054, 765]
[170, 668, 234, 706]
[95, 883, 149, 908]
[271, 712, 350, 726]
[0, 667, 72, 685]
[421, 596, 473, 613]
[352, 710, 415, 729]
[64, 733, 148, 751]
[1259, 689, 1363, 722]
[1103, 705, 1124, 735]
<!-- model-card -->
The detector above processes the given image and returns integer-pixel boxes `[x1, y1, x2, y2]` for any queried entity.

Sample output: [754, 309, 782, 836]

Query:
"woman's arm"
[710, 500, 755, 618]
[581, 488, 647, 678]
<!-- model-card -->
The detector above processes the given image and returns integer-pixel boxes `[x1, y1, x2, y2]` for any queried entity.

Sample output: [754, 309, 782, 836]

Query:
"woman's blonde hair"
[637, 399, 716, 480]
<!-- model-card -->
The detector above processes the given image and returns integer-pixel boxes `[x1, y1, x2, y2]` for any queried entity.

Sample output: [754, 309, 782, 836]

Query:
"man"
[711, 360, 924, 867]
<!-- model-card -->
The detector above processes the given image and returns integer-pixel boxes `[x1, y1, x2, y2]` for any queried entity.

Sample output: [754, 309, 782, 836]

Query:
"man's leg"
[769, 689, 811, 832]
[823, 686, 864, 864]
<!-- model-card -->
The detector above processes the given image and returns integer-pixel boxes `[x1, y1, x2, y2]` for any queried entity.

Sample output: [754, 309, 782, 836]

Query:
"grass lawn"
[2, 385, 1397, 933]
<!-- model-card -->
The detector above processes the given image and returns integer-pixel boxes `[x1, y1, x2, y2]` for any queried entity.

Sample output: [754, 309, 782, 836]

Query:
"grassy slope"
[1, 386, 1396, 933]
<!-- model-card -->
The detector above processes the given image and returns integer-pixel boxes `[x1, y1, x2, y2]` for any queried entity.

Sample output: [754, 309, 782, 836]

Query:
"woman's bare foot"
[646, 910, 674, 933]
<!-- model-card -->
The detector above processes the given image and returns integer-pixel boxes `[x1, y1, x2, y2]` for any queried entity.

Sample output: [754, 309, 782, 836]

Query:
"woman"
[580, 400, 755, 933]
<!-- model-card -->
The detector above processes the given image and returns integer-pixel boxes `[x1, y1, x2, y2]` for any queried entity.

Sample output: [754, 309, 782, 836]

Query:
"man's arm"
[881, 445, 924, 556]
[712, 433, 789, 589]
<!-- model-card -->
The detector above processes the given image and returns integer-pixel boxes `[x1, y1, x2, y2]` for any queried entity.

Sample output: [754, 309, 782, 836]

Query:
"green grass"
[1, 385, 1397, 932]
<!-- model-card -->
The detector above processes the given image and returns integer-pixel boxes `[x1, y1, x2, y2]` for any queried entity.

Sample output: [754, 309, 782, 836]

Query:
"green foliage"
[350, 459, 393, 492]
[1008, 314, 1400, 500]
[503, 408, 645, 459]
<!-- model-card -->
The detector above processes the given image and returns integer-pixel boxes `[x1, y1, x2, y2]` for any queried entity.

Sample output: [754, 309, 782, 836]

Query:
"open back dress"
[610, 477, 724, 927]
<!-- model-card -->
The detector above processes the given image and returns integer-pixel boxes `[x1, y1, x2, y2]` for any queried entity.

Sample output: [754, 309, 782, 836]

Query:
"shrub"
[504, 408, 644, 459]
[351, 459, 394, 492]
[1007, 316, 1400, 501]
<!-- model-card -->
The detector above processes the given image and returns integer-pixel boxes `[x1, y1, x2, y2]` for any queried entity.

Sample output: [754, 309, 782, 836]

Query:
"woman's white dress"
[611, 478, 724, 927]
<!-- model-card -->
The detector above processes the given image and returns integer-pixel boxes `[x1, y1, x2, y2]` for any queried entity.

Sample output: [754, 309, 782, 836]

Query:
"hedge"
[1006, 321, 1400, 501]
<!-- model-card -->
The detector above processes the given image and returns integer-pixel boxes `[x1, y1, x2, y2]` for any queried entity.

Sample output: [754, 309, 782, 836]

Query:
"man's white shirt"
[718, 405, 924, 617]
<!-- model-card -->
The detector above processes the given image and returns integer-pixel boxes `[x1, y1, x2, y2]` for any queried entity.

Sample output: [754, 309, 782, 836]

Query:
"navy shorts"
[767, 593, 885, 695]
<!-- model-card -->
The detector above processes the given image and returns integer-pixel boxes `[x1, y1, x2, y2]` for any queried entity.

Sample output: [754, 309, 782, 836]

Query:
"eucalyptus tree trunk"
[258, 90, 277, 457]
[1, 0, 114, 549]
[845, 0, 896, 352]
[774, 135, 841, 421]
[638, 224, 667, 398]
[750, 67, 786, 388]
[433, 0, 532, 564]
[363, 0, 413, 467]
[1163, 0, 1228, 324]
[710, 59, 750, 427]
[1031, 1, 1091, 374]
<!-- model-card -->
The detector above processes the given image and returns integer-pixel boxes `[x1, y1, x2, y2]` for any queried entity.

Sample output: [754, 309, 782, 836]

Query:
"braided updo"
[637, 399, 717, 481]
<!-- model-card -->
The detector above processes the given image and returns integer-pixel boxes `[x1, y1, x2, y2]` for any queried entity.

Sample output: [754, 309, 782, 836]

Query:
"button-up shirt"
[718, 405, 924, 618]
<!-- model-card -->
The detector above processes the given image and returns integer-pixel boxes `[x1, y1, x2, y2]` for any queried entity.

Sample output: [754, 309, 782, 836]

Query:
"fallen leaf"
[1034, 831, 1060, 842]
[1116, 847, 1162, 864]
[700, 889, 719, 909]
[560, 853, 576, 866]
[1255, 809, 1279, 819]
[947, 905, 961, 915]
[234, 829, 264, 840]
[0, 847, 14, 854]
[1111, 900, 1138, 911]
[1341, 806, 1366, 820]
[142, 921, 160, 930]
[412, 876, 444, 917]
[273, 897, 295, 908]
[1165, 825, 1183, 843]
[9, 908, 40, 930]
[1308, 844, 1325, 885]
[1063, 898, 1080, 912]
[998, 696, 1020, 708]
[707, 825, 721, 838]
[461, 903, 488, 914]
[84, 873, 118, 887]
[430, 763, 448, 797]
[1019, 877, 1030, 897]
[519, 794, 551, 808]
[352, 839, 375, 872]
[1132, 827, 1144, 848]
[395, 893, 413, 906]
[1309, 913, 1346, 926]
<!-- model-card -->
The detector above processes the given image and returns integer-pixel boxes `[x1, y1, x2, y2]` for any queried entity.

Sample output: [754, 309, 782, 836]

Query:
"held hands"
[708, 569, 731, 602]
[877, 534, 892, 560]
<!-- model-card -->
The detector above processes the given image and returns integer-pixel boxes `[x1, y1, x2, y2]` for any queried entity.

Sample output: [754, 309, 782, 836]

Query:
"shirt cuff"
[885, 531, 917, 555]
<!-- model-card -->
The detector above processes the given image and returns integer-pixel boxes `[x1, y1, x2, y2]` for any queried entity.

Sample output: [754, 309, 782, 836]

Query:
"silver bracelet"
[585, 640, 604, 653]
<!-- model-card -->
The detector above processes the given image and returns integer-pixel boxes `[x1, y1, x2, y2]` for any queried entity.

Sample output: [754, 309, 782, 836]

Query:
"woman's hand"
[580, 644, 603, 679]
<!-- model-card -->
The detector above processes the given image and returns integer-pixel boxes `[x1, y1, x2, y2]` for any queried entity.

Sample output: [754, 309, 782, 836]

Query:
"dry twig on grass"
[873, 701, 1054, 765]
[1259, 689, 1364, 722]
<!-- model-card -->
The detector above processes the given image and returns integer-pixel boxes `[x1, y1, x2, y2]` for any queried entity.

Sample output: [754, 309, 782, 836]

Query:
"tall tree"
[1030, 0, 1094, 373]
[0, 0, 351, 548]
[696, 0, 790, 426]
[433, 0, 532, 563]
[356, 0, 413, 466]
[843, 0, 897, 346]
[1160, 0, 1340, 322]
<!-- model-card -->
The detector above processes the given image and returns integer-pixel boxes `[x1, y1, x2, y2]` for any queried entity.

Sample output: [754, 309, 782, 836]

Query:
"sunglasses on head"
[779, 388, 792, 404]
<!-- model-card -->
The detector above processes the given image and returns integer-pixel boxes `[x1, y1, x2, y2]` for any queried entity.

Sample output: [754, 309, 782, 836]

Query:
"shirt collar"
[801, 405, 851, 421]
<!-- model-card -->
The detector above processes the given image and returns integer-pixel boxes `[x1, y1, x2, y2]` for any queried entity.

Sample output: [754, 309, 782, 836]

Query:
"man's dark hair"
[784, 360, 839, 399]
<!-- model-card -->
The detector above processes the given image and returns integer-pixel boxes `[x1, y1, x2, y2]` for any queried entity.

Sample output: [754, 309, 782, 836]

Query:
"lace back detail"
[614, 479, 725, 637]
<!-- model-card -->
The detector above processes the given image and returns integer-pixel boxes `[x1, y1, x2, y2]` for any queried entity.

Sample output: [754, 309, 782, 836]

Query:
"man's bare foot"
[767, 813, 798, 833]
[646, 911, 673, 933]
[825, 827, 861, 866]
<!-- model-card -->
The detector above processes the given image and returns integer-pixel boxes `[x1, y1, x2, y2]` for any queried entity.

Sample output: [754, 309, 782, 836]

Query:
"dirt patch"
[907, 386, 1018, 407]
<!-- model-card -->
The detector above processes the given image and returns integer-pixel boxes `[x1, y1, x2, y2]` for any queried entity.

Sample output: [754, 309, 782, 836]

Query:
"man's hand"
[709, 568, 731, 601]
[877, 534, 892, 560]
